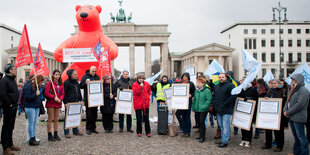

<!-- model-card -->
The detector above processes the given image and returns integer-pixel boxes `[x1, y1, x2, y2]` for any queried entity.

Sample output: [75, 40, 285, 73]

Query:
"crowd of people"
[0, 63, 309, 155]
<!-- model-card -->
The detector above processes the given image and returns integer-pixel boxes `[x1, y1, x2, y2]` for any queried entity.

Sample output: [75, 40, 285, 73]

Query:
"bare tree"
[151, 59, 160, 74]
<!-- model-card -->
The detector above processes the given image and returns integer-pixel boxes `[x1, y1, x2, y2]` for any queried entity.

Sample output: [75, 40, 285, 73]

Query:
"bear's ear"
[96, 5, 102, 13]
[75, 5, 81, 12]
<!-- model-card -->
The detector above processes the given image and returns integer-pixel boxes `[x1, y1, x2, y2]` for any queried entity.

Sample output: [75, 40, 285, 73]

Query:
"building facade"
[169, 43, 234, 78]
[0, 24, 21, 72]
[221, 21, 310, 80]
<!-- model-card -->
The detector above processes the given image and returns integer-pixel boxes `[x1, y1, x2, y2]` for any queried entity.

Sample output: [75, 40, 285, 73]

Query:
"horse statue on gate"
[110, 13, 115, 23]
[116, 8, 126, 23]
[127, 12, 132, 23]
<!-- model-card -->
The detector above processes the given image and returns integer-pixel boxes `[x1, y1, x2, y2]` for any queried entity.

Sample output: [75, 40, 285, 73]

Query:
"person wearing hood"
[261, 79, 286, 152]
[176, 72, 196, 137]
[0, 64, 21, 154]
[44, 70, 65, 141]
[213, 73, 236, 148]
[116, 70, 134, 133]
[63, 69, 84, 138]
[237, 77, 258, 147]
[283, 73, 309, 155]
[100, 75, 117, 133]
[132, 74, 151, 137]
[151, 75, 171, 113]
[192, 77, 212, 143]
[80, 66, 100, 135]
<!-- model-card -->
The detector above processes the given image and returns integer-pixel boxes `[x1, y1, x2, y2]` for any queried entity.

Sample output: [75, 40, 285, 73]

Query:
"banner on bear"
[63, 48, 97, 62]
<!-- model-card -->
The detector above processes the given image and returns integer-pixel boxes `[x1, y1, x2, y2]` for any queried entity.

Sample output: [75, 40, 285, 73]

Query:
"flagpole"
[32, 64, 39, 91]
[49, 74, 58, 98]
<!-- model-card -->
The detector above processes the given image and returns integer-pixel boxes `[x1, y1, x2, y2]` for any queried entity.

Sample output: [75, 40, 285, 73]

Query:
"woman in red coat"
[132, 74, 151, 137]
[44, 70, 65, 141]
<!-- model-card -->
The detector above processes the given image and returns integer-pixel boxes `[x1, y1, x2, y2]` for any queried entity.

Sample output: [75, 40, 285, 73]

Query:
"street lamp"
[272, 2, 288, 78]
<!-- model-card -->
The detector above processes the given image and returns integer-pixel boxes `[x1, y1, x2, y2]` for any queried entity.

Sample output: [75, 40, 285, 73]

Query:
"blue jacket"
[24, 83, 42, 108]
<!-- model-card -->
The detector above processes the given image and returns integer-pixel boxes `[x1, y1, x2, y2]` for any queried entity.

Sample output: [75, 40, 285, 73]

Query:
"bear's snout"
[80, 12, 88, 19]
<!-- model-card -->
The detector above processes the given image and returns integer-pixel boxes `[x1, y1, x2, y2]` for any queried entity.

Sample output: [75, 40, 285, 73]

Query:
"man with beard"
[152, 75, 171, 113]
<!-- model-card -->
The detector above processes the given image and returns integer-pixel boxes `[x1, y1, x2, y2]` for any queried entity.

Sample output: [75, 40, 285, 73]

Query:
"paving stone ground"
[0, 102, 298, 155]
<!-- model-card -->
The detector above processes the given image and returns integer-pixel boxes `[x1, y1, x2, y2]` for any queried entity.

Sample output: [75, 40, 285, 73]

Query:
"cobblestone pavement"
[0, 102, 297, 155]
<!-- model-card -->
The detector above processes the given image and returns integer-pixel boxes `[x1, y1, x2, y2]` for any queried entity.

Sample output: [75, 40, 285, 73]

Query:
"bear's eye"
[88, 6, 93, 10]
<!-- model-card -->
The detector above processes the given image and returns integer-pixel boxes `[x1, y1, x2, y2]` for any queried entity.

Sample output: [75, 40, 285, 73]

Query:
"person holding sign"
[44, 70, 65, 141]
[177, 73, 196, 137]
[213, 73, 236, 148]
[132, 74, 151, 137]
[116, 70, 134, 133]
[151, 75, 171, 113]
[237, 77, 258, 147]
[283, 73, 310, 155]
[191, 77, 212, 143]
[80, 66, 100, 135]
[261, 79, 286, 152]
[24, 75, 45, 146]
[63, 69, 84, 138]
[100, 75, 117, 133]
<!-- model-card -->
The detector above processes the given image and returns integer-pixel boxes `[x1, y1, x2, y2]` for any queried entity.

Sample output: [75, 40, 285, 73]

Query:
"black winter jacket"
[0, 75, 19, 108]
[116, 76, 134, 90]
[80, 70, 100, 107]
[213, 81, 236, 115]
[100, 83, 117, 114]
[64, 70, 82, 104]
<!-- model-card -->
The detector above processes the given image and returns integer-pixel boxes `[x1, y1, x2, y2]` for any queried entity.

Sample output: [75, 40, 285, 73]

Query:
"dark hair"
[4, 63, 15, 74]
[162, 75, 168, 79]
[52, 70, 63, 84]
[32, 75, 44, 90]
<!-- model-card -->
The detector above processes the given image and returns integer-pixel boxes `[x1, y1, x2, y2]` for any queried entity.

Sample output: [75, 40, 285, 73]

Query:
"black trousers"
[119, 114, 132, 130]
[135, 109, 150, 134]
[265, 122, 285, 149]
[1, 107, 17, 150]
[306, 116, 310, 141]
[194, 112, 200, 127]
[241, 126, 253, 142]
[102, 113, 114, 131]
[86, 107, 97, 131]
[198, 112, 208, 139]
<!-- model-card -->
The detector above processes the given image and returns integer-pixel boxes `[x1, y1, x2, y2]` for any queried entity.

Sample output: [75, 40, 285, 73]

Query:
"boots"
[3, 148, 14, 155]
[29, 137, 39, 146]
[48, 132, 56, 141]
[54, 131, 61, 141]
[214, 129, 221, 139]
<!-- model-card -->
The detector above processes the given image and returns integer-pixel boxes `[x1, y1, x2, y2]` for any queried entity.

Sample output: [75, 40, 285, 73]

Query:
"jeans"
[217, 114, 231, 144]
[135, 109, 150, 134]
[151, 92, 156, 103]
[25, 107, 40, 138]
[119, 114, 132, 130]
[1, 107, 17, 150]
[290, 120, 309, 155]
[209, 113, 214, 126]
[64, 108, 79, 135]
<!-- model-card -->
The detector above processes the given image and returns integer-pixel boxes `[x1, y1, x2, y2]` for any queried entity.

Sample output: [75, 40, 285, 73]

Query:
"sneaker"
[119, 129, 123, 133]
[65, 134, 71, 138]
[239, 141, 245, 146]
[10, 145, 21, 151]
[3, 148, 14, 155]
[178, 129, 183, 133]
[244, 141, 250, 147]
[93, 130, 99, 134]
[137, 134, 142, 137]
[147, 134, 151, 137]
[199, 138, 205, 143]
[272, 141, 277, 146]
[73, 132, 84, 136]
[218, 142, 228, 148]
[127, 129, 134, 133]
[86, 130, 92, 135]
[261, 145, 271, 150]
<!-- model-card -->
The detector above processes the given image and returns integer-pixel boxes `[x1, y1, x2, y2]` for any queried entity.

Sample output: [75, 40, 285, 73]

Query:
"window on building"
[244, 29, 248, 34]
[288, 29, 292, 34]
[270, 29, 275, 34]
[209, 60, 213, 64]
[298, 53, 302, 62]
[262, 68, 266, 77]
[261, 29, 266, 34]
[306, 40, 310, 47]
[297, 40, 302, 47]
[244, 39, 248, 49]
[288, 40, 293, 47]
[253, 53, 257, 60]
[253, 29, 257, 34]
[271, 40, 275, 47]
[11, 36, 13, 41]
[297, 29, 301, 34]
[280, 29, 283, 34]
[287, 68, 295, 77]
[306, 29, 310, 34]
[271, 68, 276, 74]
[253, 39, 257, 49]
[280, 40, 284, 47]
[261, 39, 266, 47]
[288, 53, 293, 63]
[281, 68, 285, 77]
[281, 53, 284, 62]
[228, 34, 230, 39]
[11, 44, 13, 48]
[229, 42, 231, 47]
[307, 53, 310, 62]
[262, 53, 266, 62]
[249, 39, 252, 49]
[271, 53, 275, 62]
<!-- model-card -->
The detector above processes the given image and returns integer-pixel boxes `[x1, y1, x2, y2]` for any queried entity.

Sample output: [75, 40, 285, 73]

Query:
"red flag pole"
[49, 74, 58, 98]
[32, 65, 39, 91]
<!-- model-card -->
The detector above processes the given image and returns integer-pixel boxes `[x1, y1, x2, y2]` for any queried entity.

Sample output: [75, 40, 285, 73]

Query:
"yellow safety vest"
[156, 83, 170, 101]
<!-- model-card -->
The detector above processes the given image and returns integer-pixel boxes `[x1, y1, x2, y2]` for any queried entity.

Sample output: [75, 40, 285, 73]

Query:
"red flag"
[99, 47, 111, 75]
[30, 43, 50, 76]
[15, 24, 33, 68]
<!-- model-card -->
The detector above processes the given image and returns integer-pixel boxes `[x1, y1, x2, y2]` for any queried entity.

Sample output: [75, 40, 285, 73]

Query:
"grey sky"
[0, 0, 309, 73]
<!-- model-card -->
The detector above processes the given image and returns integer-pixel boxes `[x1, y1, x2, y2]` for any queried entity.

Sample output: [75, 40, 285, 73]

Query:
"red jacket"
[44, 81, 65, 108]
[132, 81, 151, 110]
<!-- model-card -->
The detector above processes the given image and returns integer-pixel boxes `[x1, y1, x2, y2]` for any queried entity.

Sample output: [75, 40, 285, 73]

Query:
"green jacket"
[192, 86, 212, 112]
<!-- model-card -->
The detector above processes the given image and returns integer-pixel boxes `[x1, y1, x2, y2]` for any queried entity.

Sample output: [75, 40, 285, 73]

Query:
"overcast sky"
[0, 0, 309, 73]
